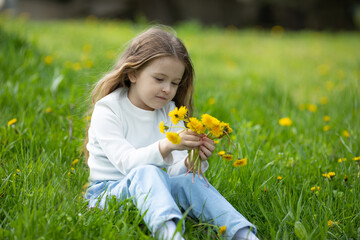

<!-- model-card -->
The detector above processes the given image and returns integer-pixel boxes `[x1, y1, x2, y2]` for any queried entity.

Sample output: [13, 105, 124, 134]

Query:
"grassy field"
[1, 13, 360, 239]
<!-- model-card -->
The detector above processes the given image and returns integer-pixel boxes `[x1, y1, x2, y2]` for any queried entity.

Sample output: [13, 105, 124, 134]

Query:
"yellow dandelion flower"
[307, 104, 317, 112]
[323, 125, 330, 132]
[222, 154, 233, 161]
[264, 188, 267, 193]
[201, 114, 220, 129]
[210, 124, 223, 138]
[317, 64, 330, 76]
[219, 226, 226, 235]
[187, 117, 205, 134]
[233, 158, 247, 167]
[169, 106, 188, 125]
[214, 140, 219, 144]
[328, 172, 335, 178]
[353, 156, 360, 161]
[327, 220, 338, 227]
[159, 121, 166, 134]
[72, 158, 79, 166]
[320, 97, 329, 105]
[82, 182, 89, 190]
[177, 106, 188, 119]
[279, 117, 292, 126]
[201, 114, 213, 127]
[218, 151, 225, 156]
[338, 158, 347, 163]
[210, 116, 220, 127]
[84, 60, 93, 69]
[342, 130, 350, 138]
[277, 176, 283, 180]
[71, 167, 75, 171]
[220, 122, 232, 134]
[311, 186, 320, 192]
[166, 132, 181, 145]
[44, 55, 53, 65]
[325, 81, 334, 90]
[83, 44, 92, 53]
[226, 60, 237, 70]
[323, 116, 330, 122]
[208, 98, 216, 105]
[8, 118, 17, 126]
[322, 173, 330, 179]
[73, 62, 82, 71]
[46, 107, 52, 113]
[344, 174, 348, 182]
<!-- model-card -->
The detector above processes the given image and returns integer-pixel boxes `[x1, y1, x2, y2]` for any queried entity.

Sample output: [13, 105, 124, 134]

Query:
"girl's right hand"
[159, 130, 202, 158]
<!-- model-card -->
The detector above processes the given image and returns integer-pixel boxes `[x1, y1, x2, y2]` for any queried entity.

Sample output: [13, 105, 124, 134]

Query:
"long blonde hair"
[84, 26, 195, 160]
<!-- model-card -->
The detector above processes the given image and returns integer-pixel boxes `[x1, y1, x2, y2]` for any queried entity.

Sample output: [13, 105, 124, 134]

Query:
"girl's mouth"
[157, 96, 167, 100]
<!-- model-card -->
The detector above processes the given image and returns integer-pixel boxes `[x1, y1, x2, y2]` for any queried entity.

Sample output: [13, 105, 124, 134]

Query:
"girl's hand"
[199, 136, 215, 161]
[177, 130, 203, 150]
[159, 130, 202, 158]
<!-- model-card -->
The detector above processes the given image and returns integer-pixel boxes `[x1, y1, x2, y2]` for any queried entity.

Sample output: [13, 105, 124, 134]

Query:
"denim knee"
[127, 165, 169, 186]
[128, 164, 164, 176]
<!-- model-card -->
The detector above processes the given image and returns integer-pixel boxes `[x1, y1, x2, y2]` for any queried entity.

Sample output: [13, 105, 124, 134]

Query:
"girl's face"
[128, 56, 185, 111]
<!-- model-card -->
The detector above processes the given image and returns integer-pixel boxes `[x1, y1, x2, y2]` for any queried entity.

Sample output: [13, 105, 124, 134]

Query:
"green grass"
[1, 14, 360, 239]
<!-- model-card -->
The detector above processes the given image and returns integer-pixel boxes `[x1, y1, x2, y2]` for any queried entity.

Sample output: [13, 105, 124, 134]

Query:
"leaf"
[294, 221, 309, 240]
[51, 69, 64, 93]
[339, 135, 353, 154]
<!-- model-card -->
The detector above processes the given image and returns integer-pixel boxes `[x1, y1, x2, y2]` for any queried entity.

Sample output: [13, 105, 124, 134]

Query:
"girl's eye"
[171, 82, 180, 86]
[154, 77, 163, 81]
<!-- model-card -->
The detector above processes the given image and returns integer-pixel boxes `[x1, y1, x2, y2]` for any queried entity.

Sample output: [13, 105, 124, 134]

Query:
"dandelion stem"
[224, 131, 240, 157]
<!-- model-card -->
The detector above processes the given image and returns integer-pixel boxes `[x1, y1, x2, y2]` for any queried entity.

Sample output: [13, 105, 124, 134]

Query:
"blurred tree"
[7, 0, 360, 30]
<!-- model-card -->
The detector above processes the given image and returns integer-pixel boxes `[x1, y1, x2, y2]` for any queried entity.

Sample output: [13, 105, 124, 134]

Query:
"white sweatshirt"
[86, 87, 208, 181]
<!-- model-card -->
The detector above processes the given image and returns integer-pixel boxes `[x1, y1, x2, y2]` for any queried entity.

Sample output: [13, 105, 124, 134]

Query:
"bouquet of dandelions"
[159, 106, 242, 187]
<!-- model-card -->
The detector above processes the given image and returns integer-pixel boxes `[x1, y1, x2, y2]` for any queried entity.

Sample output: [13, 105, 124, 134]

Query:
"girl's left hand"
[199, 136, 215, 161]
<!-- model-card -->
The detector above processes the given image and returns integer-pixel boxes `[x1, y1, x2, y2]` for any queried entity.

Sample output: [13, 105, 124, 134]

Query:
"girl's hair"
[84, 26, 195, 160]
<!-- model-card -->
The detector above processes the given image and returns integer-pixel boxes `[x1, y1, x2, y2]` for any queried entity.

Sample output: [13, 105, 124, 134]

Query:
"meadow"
[0, 13, 359, 239]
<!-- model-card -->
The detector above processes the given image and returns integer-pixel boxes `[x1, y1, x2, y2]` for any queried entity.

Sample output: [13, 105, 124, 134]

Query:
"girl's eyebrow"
[154, 72, 181, 81]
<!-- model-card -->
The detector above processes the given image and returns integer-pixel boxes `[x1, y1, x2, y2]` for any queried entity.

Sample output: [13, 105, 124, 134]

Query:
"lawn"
[0, 14, 360, 239]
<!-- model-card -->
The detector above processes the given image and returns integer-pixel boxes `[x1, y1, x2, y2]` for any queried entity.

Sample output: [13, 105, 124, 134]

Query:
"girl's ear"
[128, 72, 137, 83]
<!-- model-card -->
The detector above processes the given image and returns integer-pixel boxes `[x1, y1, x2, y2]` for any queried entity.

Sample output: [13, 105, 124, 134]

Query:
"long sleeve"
[89, 102, 172, 176]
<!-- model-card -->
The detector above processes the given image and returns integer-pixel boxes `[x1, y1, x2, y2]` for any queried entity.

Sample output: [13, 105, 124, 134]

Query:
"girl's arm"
[89, 103, 175, 175]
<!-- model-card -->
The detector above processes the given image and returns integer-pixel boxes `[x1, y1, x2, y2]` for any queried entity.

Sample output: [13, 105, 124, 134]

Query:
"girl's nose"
[162, 84, 171, 93]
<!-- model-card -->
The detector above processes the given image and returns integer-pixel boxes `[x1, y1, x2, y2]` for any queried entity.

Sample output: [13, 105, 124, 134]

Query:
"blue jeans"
[84, 165, 256, 239]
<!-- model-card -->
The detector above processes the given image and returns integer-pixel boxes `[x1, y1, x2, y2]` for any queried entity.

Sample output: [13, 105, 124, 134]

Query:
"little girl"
[84, 26, 258, 240]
